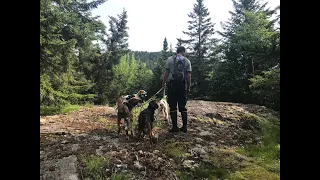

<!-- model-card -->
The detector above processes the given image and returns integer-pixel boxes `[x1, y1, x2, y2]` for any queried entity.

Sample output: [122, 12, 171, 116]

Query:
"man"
[162, 46, 192, 133]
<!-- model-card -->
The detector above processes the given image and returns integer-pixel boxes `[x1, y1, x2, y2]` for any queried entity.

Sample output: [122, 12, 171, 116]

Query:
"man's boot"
[169, 110, 179, 132]
[179, 111, 188, 133]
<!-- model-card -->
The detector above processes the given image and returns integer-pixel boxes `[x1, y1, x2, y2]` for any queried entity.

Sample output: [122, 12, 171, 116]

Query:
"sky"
[91, 0, 280, 52]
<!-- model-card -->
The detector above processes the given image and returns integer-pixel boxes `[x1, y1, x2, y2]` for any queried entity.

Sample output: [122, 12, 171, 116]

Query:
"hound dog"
[115, 90, 148, 112]
[155, 95, 170, 125]
[116, 96, 142, 139]
[137, 100, 159, 144]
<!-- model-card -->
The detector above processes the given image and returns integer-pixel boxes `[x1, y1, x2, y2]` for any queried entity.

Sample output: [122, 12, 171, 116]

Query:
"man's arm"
[162, 58, 170, 87]
[162, 71, 169, 87]
[186, 60, 192, 93]
[186, 72, 191, 89]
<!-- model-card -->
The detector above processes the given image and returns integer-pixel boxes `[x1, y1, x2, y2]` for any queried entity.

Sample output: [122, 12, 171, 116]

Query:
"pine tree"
[219, 0, 277, 40]
[93, 8, 129, 104]
[161, 37, 170, 61]
[180, 0, 216, 96]
[40, 0, 106, 106]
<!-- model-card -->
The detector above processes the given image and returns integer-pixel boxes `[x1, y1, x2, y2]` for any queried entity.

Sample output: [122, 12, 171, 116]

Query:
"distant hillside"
[129, 51, 162, 69]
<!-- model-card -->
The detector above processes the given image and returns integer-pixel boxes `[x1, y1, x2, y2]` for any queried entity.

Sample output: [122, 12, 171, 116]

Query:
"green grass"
[164, 142, 191, 159]
[40, 104, 81, 116]
[227, 163, 280, 180]
[84, 103, 94, 108]
[81, 154, 110, 180]
[235, 112, 280, 175]
[110, 172, 131, 180]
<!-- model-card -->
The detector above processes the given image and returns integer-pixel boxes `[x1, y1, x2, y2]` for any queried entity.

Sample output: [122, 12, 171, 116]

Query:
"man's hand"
[162, 82, 166, 88]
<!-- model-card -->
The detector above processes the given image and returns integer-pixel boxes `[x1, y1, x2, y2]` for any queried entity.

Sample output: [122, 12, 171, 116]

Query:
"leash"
[139, 87, 164, 110]
[132, 87, 165, 122]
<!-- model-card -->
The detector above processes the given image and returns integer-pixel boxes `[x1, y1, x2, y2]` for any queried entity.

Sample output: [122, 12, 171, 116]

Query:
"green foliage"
[40, 0, 105, 108]
[40, 104, 81, 116]
[210, 8, 279, 107]
[110, 172, 131, 180]
[107, 53, 154, 104]
[164, 142, 191, 159]
[180, 0, 217, 96]
[81, 155, 110, 180]
[236, 112, 280, 173]
[250, 68, 280, 111]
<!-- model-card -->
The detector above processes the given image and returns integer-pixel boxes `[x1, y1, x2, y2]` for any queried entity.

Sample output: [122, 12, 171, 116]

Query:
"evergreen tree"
[93, 8, 129, 104]
[180, 0, 217, 96]
[40, 0, 106, 106]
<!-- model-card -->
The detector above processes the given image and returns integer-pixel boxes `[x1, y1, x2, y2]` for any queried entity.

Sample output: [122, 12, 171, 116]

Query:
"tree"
[180, 0, 217, 96]
[211, 9, 279, 106]
[93, 8, 130, 104]
[40, 0, 106, 106]
[149, 37, 171, 96]
[108, 54, 154, 104]
[219, 0, 277, 40]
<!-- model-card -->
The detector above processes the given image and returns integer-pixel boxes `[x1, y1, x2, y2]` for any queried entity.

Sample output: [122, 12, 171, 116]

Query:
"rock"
[134, 161, 144, 170]
[96, 149, 103, 156]
[61, 140, 68, 144]
[194, 137, 204, 143]
[199, 131, 213, 136]
[71, 144, 80, 152]
[190, 147, 207, 156]
[40, 118, 46, 123]
[92, 135, 101, 141]
[234, 132, 238, 136]
[158, 157, 163, 161]
[139, 150, 143, 154]
[153, 150, 160, 154]
[182, 160, 199, 170]
[40, 151, 46, 160]
[209, 141, 217, 146]
[42, 155, 78, 180]
[195, 144, 203, 148]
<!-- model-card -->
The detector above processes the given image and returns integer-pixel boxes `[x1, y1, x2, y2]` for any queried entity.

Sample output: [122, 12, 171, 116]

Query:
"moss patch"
[228, 163, 280, 180]
[80, 154, 110, 180]
[40, 105, 81, 116]
[163, 142, 191, 159]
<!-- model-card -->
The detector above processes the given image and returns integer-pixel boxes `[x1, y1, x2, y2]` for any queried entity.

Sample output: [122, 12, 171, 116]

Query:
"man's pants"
[167, 81, 187, 112]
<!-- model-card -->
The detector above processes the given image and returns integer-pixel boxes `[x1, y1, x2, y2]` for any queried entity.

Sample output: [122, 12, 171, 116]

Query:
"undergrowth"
[40, 104, 81, 116]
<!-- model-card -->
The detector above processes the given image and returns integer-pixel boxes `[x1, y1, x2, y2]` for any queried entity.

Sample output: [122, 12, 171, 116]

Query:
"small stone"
[61, 140, 68, 144]
[182, 160, 199, 170]
[96, 149, 103, 156]
[92, 136, 101, 141]
[71, 144, 80, 152]
[134, 161, 144, 170]
[199, 131, 213, 136]
[209, 142, 217, 146]
[195, 144, 202, 148]
[153, 150, 160, 154]
[158, 157, 163, 161]
[190, 147, 206, 156]
[194, 137, 204, 143]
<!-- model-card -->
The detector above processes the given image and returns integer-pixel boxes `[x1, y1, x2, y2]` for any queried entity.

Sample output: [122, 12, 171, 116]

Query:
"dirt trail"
[40, 100, 278, 180]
